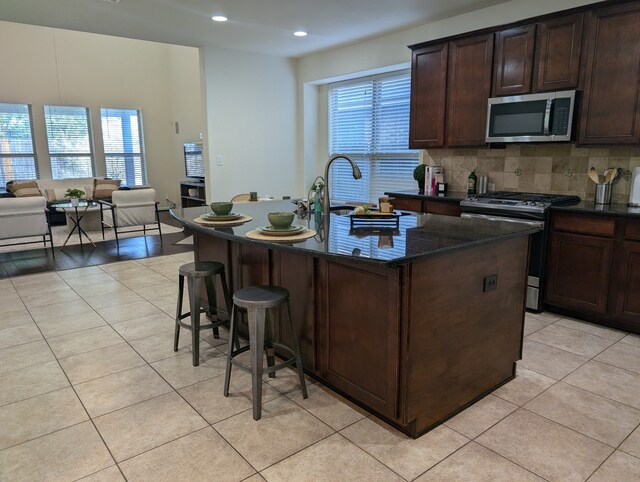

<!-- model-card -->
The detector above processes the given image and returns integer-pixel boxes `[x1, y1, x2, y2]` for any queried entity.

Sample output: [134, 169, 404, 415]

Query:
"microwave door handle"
[543, 99, 552, 136]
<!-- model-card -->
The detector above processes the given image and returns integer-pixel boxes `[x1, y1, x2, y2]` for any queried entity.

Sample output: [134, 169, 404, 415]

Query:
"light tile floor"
[0, 253, 639, 481]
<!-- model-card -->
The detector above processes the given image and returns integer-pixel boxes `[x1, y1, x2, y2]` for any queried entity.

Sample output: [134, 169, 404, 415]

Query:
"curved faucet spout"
[322, 154, 362, 221]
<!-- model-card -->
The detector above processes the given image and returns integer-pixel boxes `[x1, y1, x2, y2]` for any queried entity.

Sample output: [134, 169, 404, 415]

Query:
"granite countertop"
[171, 200, 537, 267]
[384, 189, 468, 203]
[551, 201, 640, 218]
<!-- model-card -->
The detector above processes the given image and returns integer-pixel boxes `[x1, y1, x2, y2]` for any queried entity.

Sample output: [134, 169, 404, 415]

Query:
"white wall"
[201, 47, 297, 201]
[296, 0, 599, 193]
[0, 21, 202, 204]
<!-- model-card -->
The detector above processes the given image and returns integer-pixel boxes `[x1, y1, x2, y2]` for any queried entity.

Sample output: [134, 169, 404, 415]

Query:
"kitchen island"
[171, 201, 537, 437]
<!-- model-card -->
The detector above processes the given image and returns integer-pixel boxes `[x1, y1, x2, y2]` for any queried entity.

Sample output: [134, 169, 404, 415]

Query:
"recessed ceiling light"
[294, 31, 308, 37]
[101, 0, 121, 3]
[211, 15, 228, 22]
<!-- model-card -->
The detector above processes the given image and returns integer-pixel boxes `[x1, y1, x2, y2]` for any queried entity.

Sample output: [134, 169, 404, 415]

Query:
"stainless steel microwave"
[485, 90, 576, 143]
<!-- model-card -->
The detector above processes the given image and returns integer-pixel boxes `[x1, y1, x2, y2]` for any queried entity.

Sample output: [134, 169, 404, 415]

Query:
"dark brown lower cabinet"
[545, 212, 640, 333]
[546, 231, 613, 316]
[391, 196, 461, 217]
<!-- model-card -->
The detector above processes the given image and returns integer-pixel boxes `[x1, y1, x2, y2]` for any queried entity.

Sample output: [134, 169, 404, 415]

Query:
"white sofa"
[5, 177, 109, 225]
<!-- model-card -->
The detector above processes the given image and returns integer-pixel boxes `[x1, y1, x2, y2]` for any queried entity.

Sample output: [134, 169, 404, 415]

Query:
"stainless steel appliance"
[460, 191, 580, 311]
[486, 90, 576, 143]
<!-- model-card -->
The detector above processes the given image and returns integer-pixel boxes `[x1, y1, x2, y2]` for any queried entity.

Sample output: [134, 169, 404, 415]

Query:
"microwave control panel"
[551, 97, 572, 135]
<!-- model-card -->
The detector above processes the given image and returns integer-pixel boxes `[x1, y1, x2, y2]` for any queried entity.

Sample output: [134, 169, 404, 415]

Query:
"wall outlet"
[483, 274, 497, 292]
[216, 155, 223, 166]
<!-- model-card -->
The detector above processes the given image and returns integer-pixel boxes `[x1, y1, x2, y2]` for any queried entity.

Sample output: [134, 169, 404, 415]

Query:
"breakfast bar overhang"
[171, 201, 537, 438]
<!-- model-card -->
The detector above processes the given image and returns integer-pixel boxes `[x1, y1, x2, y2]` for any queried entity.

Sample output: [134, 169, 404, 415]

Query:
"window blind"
[328, 70, 419, 204]
[0, 103, 38, 187]
[101, 108, 147, 186]
[44, 105, 95, 179]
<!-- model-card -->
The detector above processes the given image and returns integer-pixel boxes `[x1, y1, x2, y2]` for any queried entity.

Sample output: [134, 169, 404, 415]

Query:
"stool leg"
[174, 274, 185, 352]
[223, 304, 237, 397]
[286, 300, 308, 399]
[188, 276, 201, 367]
[248, 307, 266, 420]
[265, 311, 276, 379]
[204, 275, 219, 339]
[219, 270, 239, 351]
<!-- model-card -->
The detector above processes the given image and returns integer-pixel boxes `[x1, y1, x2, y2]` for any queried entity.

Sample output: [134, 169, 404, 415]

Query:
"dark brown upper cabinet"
[409, 43, 448, 148]
[493, 25, 536, 96]
[446, 33, 494, 146]
[534, 14, 583, 92]
[579, 2, 640, 145]
[409, 33, 493, 148]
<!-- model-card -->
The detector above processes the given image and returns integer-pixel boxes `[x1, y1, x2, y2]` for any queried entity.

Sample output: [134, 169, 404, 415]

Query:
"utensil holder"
[594, 183, 612, 205]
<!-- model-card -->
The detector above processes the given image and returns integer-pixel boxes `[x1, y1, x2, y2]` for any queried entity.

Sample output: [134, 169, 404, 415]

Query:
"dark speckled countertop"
[384, 189, 468, 203]
[171, 200, 537, 267]
[551, 201, 640, 219]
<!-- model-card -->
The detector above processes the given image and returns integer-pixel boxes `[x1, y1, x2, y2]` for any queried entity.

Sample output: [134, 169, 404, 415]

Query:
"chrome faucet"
[322, 154, 362, 220]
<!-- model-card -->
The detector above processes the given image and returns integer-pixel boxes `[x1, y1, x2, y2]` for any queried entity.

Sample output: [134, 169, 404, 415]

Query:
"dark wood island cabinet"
[172, 201, 535, 437]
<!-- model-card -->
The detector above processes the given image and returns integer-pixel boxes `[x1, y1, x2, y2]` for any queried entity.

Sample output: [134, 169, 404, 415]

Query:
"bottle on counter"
[467, 169, 477, 194]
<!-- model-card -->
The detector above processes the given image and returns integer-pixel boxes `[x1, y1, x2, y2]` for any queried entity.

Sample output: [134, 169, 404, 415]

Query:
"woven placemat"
[193, 214, 252, 227]
[245, 228, 316, 243]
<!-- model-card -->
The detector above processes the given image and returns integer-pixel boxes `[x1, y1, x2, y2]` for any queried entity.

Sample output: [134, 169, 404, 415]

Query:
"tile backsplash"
[423, 144, 640, 203]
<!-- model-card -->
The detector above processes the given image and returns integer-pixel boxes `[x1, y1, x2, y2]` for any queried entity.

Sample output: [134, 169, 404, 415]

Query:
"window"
[328, 71, 419, 203]
[44, 105, 95, 179]
[101, 108, 147, 186]
[0, 103, 38, 187]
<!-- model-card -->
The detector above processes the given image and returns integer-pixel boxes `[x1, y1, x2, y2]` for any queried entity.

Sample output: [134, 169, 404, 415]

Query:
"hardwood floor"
[0, 211, 193, 279]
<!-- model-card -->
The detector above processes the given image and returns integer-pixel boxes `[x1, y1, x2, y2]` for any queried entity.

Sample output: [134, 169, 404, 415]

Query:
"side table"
[51, 201, 99, 249]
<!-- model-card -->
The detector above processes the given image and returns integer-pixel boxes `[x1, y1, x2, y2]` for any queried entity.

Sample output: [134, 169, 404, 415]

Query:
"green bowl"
[210, 202, 233, 216]
[268, 211, 294, 229]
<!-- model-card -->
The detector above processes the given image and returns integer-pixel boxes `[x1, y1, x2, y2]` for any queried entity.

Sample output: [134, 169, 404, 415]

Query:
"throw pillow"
[93, 179, 121, 200]
[8, 181, 42, 197]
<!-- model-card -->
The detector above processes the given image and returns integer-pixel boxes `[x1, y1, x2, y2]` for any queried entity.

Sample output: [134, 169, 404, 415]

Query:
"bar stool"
[174, 261, 234, 366]
[223, 285, 308, 420]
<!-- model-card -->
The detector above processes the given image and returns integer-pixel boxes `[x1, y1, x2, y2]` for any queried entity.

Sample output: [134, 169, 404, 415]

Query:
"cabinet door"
[534, 14, 583, 92]
[446, 33, 494, 146]
[546, 231, 613, 316]
[493, 25, 536, 96]
[315, 260, 400, 418]
[612, 240, 640, 329]
[578, 3, 640, 144]
[409, 43, 448, 148]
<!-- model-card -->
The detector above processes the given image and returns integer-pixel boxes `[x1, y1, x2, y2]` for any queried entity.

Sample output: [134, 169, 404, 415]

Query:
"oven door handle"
[461, 212, 544, 230]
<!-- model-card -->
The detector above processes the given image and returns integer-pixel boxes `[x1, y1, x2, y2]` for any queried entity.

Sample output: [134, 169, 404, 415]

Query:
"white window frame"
[0, 102, 39, 187]
[100, 107, 147, 186]
[44, 105, 96, 179]
[328, 70, 419, 204]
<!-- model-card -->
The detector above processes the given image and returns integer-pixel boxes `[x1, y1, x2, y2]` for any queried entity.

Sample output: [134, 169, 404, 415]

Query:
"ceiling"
[0, 0, 507, 58]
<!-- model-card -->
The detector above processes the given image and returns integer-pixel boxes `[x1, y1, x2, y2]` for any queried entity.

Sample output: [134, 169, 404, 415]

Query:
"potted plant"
[64, 188, 85, 207]
[413, 164, 426, 192]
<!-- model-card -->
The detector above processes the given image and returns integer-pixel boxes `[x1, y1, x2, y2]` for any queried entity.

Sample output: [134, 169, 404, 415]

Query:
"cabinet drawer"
[393, 197, 424, 213]
[425, 200, 461, 217]
[625, 220, 640, 241]
[552, 213, 615, 237]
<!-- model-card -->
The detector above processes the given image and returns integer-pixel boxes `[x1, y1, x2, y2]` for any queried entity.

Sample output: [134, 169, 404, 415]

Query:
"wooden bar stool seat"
[174, 261, 234, 366]
[223, 285, 308, 420]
